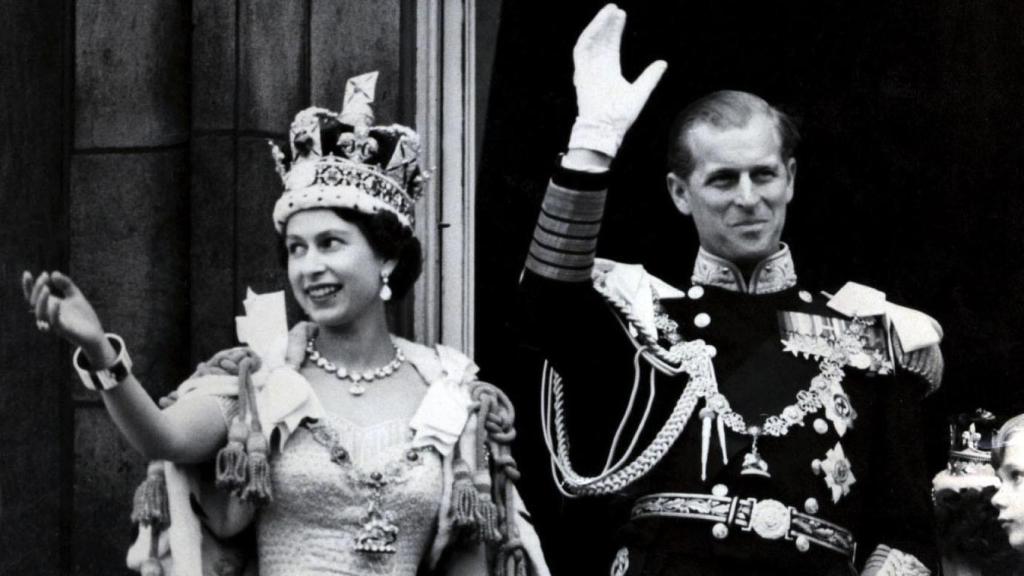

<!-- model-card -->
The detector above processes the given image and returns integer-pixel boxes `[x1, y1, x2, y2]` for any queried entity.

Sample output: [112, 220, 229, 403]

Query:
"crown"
[948, 408, 998, 473]
[270, 71, 425, 231]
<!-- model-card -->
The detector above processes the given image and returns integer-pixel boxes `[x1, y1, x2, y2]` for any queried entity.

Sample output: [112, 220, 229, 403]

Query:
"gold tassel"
[240, 431, 273, 505]
[215, 418, 249, 490]
[131, 461, 169, 527]
[451, 459, 478, 529]
[475, 492, 502, 542]
[237, 357, 272, 505]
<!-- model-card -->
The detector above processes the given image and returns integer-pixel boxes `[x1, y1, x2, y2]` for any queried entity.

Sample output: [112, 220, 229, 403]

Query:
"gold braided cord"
[542, 277, 720, 496]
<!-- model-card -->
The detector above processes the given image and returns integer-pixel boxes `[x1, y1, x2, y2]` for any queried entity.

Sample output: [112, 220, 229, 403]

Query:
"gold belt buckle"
[746, 498, 791, 540]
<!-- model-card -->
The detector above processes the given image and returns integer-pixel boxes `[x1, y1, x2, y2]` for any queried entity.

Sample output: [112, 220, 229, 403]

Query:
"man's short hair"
[666, 90, 801, 178]
[993, 414, 1024, 470]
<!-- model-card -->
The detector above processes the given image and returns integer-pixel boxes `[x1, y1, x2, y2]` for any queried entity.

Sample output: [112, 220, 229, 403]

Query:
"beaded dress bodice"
[258, 414, 443, 576]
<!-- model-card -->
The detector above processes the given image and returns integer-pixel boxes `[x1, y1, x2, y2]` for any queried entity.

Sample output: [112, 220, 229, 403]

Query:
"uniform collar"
[691, 244, 797, 295]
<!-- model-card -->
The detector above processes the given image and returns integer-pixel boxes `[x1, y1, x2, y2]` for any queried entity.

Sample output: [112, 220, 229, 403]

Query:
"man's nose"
[733, 174, 758, 207]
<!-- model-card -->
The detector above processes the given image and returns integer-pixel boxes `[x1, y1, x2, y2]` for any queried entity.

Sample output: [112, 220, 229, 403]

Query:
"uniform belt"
[631, 492, 856, 558]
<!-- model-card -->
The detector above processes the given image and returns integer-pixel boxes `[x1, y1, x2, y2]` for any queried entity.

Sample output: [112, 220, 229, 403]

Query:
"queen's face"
[993, 433, 1024, 552]
[284, 209, 388, 328]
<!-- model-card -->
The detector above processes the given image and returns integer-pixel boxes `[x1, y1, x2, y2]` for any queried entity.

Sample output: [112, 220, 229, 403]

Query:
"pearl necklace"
[305, 339, 406, 396]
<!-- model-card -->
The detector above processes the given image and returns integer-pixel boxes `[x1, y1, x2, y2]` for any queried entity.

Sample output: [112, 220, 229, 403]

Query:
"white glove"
[569, 4, 667, 158]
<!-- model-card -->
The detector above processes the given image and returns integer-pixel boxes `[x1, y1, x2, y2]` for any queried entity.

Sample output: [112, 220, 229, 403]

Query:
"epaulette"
[827, 281, 944, 393]
[590, 258, 693, 375]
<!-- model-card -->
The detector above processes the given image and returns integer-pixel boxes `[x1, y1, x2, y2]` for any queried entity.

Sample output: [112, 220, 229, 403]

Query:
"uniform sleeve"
[860, 370, 938, 574]
[519, 163, 648, 476]
[523, 162, 608, 282]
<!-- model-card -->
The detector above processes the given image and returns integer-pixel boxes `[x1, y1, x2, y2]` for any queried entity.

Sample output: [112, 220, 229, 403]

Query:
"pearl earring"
[380, 271, 392, 302]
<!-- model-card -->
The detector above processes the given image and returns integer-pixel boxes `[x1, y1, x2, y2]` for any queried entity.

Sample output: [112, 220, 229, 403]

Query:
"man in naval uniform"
[520, 5, 944, 576]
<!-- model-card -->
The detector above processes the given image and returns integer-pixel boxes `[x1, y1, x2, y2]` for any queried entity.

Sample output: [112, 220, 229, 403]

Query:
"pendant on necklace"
[740, 432, 771, 478]
[354, 501, 399, 554]
[354, 476, 399, 554]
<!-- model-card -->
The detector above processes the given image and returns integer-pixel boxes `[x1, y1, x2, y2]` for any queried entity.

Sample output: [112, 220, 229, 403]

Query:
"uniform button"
[795, 535, 811, 552]
[804, 497, 819, 514]
[811, 459, 823, 475]
[799, 290, 813, 303]
[712, 484, 729, 497]
[687, 285, 705, 300]
[694, 313, 711, 328]
[813, 418, 829, 435]
[706, 345, 717, 358]
[712, 522, 729, 539]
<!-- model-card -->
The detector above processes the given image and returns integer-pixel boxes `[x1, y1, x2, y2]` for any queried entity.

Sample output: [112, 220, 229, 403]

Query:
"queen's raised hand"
[22, 270, 116, 366]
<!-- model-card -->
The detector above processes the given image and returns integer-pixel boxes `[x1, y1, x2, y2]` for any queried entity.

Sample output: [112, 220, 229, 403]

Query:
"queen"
[23, 72, 548, 576]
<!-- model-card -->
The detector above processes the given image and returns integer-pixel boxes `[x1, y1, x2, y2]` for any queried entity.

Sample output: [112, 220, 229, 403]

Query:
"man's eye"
[708, 176, 736, 189]
[752, 170, 777, 184]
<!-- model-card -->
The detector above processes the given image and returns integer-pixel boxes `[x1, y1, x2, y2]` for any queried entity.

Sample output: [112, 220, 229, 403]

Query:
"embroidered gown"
[254, 414, 443, 576]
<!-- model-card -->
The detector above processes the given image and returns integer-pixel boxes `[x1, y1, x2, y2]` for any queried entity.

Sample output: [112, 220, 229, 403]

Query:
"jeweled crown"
[270, 71, 425, 231]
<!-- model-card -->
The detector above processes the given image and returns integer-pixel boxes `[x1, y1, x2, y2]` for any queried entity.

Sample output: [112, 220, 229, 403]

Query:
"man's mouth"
[731, 220, 769, 232]
[306, 284, 342, 300]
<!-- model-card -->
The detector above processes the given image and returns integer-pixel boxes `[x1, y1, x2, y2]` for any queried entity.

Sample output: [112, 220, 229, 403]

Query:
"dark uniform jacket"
[519, 164, 938, 576]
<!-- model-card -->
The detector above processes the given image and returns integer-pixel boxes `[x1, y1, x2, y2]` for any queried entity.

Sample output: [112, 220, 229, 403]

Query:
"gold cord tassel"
[241, 431, 272, 505]
[134, 462, 168, 576]
[131, 461, 170, 526]
[475, 491, 502, 543]
[216, 418, 250, 490]
[451, 459, 478, 529]
[238, 358, 273, 505]
[217, 358, 252, 491]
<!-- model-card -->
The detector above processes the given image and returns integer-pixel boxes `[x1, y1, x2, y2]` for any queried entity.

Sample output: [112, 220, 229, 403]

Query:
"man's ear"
[784, 158, 797, 204]
[666, 172, 693, 215]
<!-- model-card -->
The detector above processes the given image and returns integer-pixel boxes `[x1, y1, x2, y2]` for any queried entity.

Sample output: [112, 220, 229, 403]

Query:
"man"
[993, 414, 1024, 553]
[521, 5, 943, 575]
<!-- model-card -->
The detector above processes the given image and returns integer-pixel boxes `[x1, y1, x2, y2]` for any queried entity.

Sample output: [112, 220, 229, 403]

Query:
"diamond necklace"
[305, 338, 406, 396]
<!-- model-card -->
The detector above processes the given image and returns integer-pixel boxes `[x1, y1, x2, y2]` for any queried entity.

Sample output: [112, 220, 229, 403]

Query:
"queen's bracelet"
[73, 333, 133, 391]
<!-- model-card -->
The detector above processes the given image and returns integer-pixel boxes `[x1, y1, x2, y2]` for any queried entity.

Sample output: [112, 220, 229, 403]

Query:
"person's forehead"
[1000, 438, 1024, 471]
[686, 114, 784, 170]
[286, 209, 357, 236]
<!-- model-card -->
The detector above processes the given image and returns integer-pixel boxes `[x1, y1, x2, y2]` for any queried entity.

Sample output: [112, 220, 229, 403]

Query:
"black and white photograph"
[3, 1, 1024, 575]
